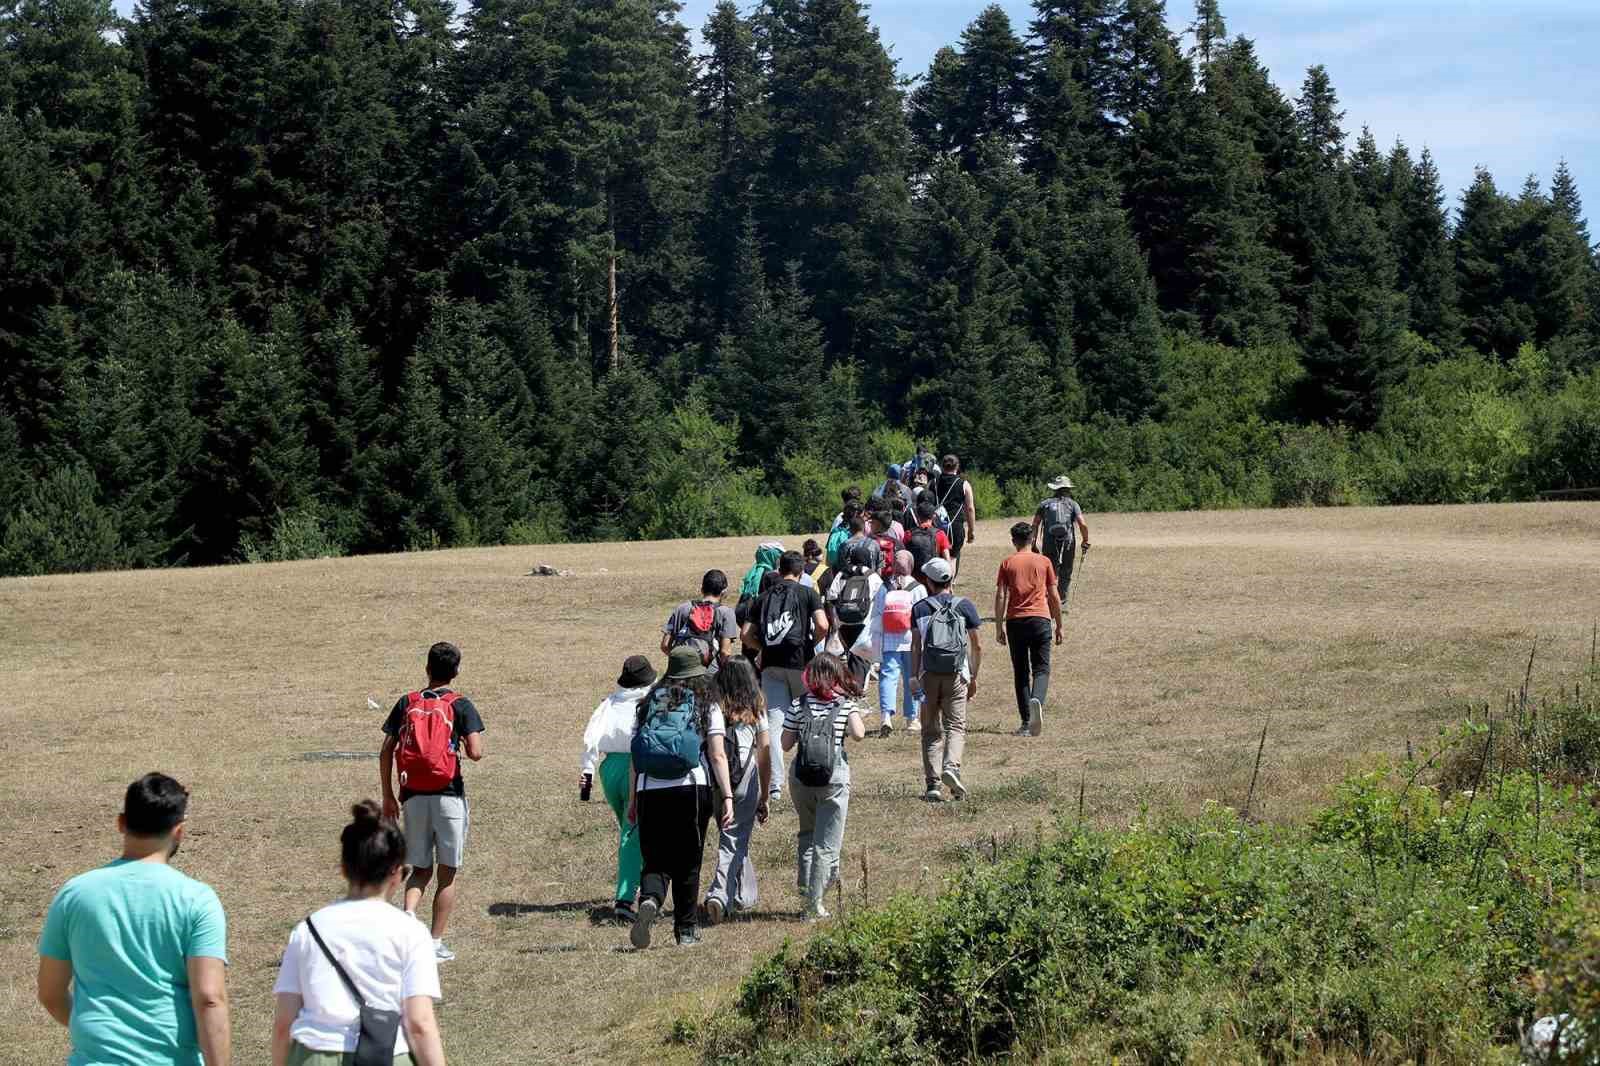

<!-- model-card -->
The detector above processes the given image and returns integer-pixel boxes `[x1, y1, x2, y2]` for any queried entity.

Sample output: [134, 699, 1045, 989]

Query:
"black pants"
[1005, 618, 1053, 725]
[637, 784, 712, 934]
[839, 623, 870, 687]
[949, 522, 967, 573]
[1046, 538, 1077, 606]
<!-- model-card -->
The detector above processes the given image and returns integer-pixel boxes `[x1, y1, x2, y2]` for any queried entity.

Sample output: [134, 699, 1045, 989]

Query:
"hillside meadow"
[3, 503, 1599, 1064]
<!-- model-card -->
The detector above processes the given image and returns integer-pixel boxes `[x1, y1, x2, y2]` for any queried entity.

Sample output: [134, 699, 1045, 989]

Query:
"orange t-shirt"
[996, 551, 1057, 619]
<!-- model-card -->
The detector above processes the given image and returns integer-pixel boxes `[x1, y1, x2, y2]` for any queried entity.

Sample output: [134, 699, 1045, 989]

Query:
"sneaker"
[432, 939, 456, 963]
[941, 768, 968, 800]
[703, 897, 725, 927]
[612, 901, 636, 924]
[923, 787, 944, 803]
[630, 898, 659, 950]
[769, 788, 783, 805]
[904, 718, 919, 733]
[805, 901, 830, 922]
[1028, 698, 1044, 737]
[878, 718, 893, 738]
[1013, 725, 1031, 736]
[675, 929, 702, 947]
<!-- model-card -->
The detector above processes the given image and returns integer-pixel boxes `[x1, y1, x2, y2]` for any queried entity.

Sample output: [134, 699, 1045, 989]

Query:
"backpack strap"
[305, 916, 369, 1011]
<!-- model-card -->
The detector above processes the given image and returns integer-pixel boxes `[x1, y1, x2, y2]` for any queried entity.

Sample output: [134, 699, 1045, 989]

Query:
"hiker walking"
[909, 558, 983, 802]
[271, 801, 447, 1066]
[781, 654, 866, 920]
[379, 641, 485, 963]
[662, 570, 739, 673]
[701, 660, 773, 925]
[626, 647, 736, 948]
[735, 542, 784, 624]
[1031, 476, 1091, 608]
[905, 499, 953, 587]
[933, 455, 978, 578]
[995, 521, 1063, 737]
[579, 655, 658, 923]
[871, 464, 915, 528]
[740, 551, 830, 802]
[825, 540, 882, 692]
[38, 774, 232, 1066]
[864, 550, 927, 736]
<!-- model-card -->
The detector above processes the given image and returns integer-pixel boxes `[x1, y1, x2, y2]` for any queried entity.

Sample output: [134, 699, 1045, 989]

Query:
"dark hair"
[842, 486, 862, 504]
[848, 513, 865, 534]
[942, 454, 958, 472]
[635, 675, 718, 736]
[759, 570, 781, 597]
[342, 800, 407, 886]
[124, 773, 189, 836]
[842, 500, 862, 520]
[802, 539, 821, 560]
[927, 570, 953, 591]
[803, 652, 861, 699]
[716, 659, 765, 727]
[915, 498, 936, 522]
[427, 641, 461, 683]
[778, 550, 805, 577]
[701, 569, 728, 597]
[1011, 521, 1033, 545]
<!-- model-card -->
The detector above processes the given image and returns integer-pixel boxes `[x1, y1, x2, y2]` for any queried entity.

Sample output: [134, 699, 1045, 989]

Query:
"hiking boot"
[433, 939, 456, 962]
[923, 787, 944, 803]
[630, 898, 659, 950]
[941, 768, 968, 800]
[1028, 698, 1044, 737]
[675, 929, 702, 947]
[703, 897, 725, 927]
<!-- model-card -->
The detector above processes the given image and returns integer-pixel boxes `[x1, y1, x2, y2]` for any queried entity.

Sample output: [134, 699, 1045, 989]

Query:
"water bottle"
[579, 772, 593, 802]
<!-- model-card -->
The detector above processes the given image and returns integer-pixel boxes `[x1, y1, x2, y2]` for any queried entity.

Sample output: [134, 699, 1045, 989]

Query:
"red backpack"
[396, 690, 461, 793]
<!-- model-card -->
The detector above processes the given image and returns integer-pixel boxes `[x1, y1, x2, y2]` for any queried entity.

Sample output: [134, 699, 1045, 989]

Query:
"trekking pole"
[1065, 543, 1087, 618]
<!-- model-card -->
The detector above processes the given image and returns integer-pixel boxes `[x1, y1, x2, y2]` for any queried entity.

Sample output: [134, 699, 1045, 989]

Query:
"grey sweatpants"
[791, 777, 850, 911]
[762, 666, 806, 791]
[706, 757, 762, 912]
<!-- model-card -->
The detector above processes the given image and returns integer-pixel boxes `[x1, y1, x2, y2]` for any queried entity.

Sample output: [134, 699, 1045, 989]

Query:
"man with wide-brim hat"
[1030, 475, 1091, 608]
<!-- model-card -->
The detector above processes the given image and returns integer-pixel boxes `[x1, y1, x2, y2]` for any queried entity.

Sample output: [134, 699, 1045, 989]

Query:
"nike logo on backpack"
[765, 610, 795, 644]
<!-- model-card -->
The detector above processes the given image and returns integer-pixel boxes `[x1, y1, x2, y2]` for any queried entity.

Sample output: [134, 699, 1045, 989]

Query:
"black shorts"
[950, 522, 967, 557]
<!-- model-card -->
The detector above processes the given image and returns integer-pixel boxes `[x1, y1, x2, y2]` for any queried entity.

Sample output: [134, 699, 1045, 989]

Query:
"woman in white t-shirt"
[702, 660, 772, 925]
[272, 801, 446, 1066]
[626, 646, 735, 949]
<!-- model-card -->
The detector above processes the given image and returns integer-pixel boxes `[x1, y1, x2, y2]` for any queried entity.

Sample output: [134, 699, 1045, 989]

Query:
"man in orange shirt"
[994, 521, 1063, 736]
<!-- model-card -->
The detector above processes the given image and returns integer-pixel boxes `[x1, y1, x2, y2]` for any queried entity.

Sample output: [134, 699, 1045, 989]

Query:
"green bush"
[0, 465, 124, 576]
[503, 504, 569, 546]
[781, 453, 855, 535]
[1268, 423, 1365, 506]
[962, 471, 1007, 520]
[696, 691, 1600, 1064]
[238, 504, 345, 563]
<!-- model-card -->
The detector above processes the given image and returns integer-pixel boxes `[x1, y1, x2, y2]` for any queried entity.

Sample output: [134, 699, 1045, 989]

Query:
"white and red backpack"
[882, 582, 916, 635]
[396, 690, 461, 792]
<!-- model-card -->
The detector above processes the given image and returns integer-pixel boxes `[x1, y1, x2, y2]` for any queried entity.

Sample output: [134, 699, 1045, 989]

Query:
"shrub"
[503, 504, 569, 546]
[238, 504, 345, 563]
[962, 471, 1007, 520]
[0, 465, 124, 576]
[1269, 424, 1365, 506]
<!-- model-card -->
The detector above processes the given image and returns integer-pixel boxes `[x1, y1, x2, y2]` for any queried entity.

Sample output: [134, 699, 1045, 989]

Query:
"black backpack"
[758, 581, 811, 659]
[792, 699, 842, 786]
[723, 728, 747, 791]
[906, 526, 938, 576]
[835, 570, 873, 626]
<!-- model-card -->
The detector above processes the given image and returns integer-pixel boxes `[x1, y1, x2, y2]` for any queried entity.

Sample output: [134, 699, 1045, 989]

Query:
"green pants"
[287, 1044, 414, 1065]
[600, 751, 642, 903]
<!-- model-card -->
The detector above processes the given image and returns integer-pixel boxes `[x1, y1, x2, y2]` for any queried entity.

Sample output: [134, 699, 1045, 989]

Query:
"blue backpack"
[631, 687, 704, 779]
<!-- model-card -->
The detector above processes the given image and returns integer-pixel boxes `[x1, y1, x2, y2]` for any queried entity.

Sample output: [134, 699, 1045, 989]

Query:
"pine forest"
[2, 0, 1598, 575]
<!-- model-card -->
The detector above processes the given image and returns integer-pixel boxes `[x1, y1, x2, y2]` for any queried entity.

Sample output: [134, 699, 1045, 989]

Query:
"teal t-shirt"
[38, 859, 228, 1066]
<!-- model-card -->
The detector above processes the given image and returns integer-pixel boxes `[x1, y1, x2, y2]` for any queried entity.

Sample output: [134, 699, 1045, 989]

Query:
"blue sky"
[678, 0, 1600, 227]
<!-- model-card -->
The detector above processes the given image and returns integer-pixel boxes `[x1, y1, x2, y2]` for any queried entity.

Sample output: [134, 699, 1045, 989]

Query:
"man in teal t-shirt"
[37, 773, 231, 1066]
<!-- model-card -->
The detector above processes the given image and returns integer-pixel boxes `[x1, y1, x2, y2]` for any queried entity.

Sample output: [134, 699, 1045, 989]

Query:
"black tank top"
[933, 473, 966, 523]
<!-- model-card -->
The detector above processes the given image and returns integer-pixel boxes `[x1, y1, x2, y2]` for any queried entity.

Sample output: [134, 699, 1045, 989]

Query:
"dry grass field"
[3, 502, 1599, 1066]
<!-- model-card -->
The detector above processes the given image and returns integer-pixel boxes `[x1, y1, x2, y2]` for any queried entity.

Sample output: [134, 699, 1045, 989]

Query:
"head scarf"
[893, 549, 915, 578]
[740, 542, 784, 600]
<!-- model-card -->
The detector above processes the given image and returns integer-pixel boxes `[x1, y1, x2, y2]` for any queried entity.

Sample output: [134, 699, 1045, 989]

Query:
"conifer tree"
[1393, 146, 1461, 348]
[1455, 167, 1529, 358]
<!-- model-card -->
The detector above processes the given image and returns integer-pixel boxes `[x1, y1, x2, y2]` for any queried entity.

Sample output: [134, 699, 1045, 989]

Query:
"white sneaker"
[940, 768, 967, 800]
[432, 939, 456, 962]
[1028, 698, 1044, 737]
[878, 717, 893, 738]
[806, 901, 830, 922]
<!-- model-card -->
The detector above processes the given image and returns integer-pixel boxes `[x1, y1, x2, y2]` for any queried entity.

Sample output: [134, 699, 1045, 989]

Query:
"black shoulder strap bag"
[305, 916, 404, 1066]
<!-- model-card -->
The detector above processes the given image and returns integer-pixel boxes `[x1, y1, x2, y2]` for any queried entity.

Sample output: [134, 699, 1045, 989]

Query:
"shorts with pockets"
[402, 794, 469, 868]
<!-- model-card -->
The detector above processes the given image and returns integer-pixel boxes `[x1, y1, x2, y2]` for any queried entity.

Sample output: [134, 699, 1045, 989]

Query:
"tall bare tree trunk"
[607, 196, 620, 371]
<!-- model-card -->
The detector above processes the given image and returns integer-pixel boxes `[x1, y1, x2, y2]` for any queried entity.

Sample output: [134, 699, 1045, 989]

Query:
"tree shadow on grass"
[488, 899, 610, 921]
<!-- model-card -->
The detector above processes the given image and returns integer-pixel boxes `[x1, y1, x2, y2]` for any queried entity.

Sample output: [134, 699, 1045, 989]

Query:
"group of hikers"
[33, 457, 1089, 1065]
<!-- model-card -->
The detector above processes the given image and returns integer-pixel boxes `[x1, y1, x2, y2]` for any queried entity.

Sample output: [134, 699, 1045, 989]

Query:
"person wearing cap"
[1031, 476, 1091, 608]
[871, 464, 914, 526]
[627, 646, 735, 948]
[580, 654, 659, 922]
[908, 557, 983, 802]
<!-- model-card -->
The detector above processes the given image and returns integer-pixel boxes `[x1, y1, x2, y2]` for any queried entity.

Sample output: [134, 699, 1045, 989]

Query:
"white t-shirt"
[636, 704, 726, 791]
[273, 898, 440, 1054]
